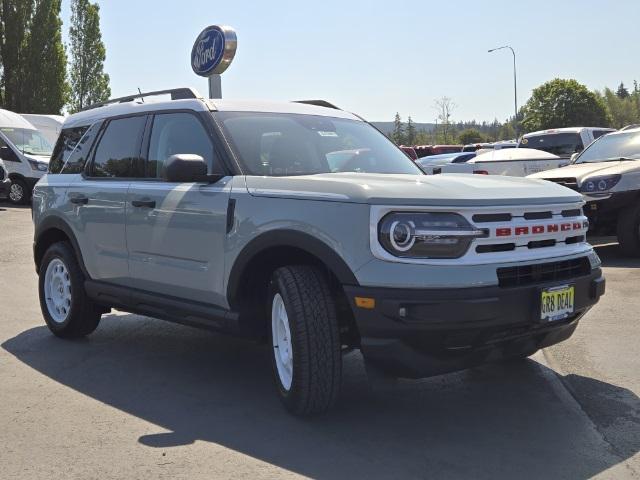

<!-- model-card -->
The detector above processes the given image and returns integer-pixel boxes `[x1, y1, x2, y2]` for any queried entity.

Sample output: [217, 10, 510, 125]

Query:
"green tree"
[405, 116, 416, 145]
[616, 82, 630, 99]
[23, 0, 67, 113]
[597, 88, 640, 129]
[521, 78, 610, 132]
[0, 0, 34, 110]
[68, 0, 110, 112]
[458, 128, 485, 145]
[391, 112, 405, 145]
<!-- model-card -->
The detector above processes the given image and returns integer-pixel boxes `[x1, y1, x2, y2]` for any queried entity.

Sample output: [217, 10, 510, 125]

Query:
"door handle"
[132, 199, 156, 208]
[70, 195, 88, 205]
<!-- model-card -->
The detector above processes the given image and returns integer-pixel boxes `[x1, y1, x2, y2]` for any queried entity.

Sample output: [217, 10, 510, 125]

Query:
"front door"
[125, 111, 231, 306]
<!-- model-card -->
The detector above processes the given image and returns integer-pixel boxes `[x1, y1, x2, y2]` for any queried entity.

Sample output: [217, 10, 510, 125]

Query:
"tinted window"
[50, 126, 90, 173]
[519, 133, 583, 156]
[59, 122, 102, 174]
[147, 113, 214, 178]
[90, 116, 146, 177]
[592, 130, 611, 140]
[217, 112, 421, 176]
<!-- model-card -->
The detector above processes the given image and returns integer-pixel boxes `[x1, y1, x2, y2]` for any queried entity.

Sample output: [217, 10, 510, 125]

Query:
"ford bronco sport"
[32, 88, 605, 415]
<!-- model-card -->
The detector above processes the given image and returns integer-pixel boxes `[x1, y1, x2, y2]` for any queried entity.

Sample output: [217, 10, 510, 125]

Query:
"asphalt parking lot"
[0, 204, 638, 480]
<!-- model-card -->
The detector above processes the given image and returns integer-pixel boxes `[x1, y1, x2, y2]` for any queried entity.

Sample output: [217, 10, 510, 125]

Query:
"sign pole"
[208, 74, 222, 99]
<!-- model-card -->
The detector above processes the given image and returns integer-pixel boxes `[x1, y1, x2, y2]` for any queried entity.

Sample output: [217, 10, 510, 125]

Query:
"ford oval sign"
[191, 25, 237, 77]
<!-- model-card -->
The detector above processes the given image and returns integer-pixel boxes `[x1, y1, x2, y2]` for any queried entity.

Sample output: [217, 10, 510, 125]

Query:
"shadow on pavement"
[4, 316, 638, 479]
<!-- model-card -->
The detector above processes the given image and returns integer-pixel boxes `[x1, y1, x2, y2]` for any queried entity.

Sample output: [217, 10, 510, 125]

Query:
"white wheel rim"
[271, 293, 293, 390]
[44, 258, 72, 324]
[9, 183, 23, 202]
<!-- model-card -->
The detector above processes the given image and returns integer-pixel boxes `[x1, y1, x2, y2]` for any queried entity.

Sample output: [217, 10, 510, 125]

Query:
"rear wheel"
[617, 205, 640, 257]
[268, 265, 342, 416]
[38, 242, 101, 338]
[8, 178, 28, 205]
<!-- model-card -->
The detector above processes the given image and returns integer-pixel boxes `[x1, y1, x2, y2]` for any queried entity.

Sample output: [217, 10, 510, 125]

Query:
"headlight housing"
[378, 212, 486, 259]
[580, 174, 620, 193]
[27, 159, 49, 172]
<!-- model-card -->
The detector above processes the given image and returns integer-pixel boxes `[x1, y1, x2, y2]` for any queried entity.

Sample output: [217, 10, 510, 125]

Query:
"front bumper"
[344, 269, 604, 378]
[584, 190, 638, 232]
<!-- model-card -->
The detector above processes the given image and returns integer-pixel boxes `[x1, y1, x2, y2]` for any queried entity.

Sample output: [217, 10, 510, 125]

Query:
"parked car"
[528, 126, 640, 256]
[20, 114, 65, 146]
[0, 109, 52, 204]
[32, 88, 604, 415]
[518, 127, 615, 158]
[399, 145, 418, 160]
[413, 144, 463, 158]
[436, 148, 566, 176]
[416, 152, 476, 174]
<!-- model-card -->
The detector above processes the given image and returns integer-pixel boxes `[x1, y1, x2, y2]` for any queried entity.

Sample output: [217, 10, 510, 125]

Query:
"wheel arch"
[34, 216, 88, 277]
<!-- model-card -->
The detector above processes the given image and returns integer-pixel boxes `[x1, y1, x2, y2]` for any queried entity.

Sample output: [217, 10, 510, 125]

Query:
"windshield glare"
[519, 133, 582, 157]
[576, 131, 640, 163]
[216, 112, 422, 176]
[0, 127, 53, 156]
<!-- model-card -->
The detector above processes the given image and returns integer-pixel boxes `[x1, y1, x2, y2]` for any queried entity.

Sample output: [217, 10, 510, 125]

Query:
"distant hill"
[372, 121, 436, 135]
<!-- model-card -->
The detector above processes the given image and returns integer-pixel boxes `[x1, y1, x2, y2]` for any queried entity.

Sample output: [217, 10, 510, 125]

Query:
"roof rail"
[80, 88, 203, 112]
[293, 100, 341, 110]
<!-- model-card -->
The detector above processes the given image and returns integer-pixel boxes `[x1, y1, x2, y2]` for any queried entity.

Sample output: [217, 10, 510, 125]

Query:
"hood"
[245, 172, 582, 206]
[528, 160, 640, 182]
[23, 153, 50, 163]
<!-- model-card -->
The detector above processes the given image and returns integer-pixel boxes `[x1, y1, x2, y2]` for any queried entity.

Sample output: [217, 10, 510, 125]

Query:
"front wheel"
[268, 265, 342, 416]
[8, 178, 28, 205]
[38, 242, 101, 338]
[617, 205, 640, 257]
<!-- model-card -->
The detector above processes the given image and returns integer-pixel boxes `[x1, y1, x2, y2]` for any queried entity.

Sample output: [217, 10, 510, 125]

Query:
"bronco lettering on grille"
[496, 222, 586, 237]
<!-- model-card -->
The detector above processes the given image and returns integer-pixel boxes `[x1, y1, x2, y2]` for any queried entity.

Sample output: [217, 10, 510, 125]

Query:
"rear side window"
[592, 130, 611, 140]
[49, 126, 89, 173]
[519, 133, 583, 156]
[59, 122, 102, 174]
[146, 112, 214, 178]
[90, 116, 146, 178]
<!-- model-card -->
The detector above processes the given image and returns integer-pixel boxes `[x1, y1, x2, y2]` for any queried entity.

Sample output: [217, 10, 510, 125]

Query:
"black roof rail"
[293, 100, 341, 110]
[80, 88, 203, 112]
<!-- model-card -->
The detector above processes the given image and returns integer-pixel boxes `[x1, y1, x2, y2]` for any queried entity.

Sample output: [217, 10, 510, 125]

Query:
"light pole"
[488, 45, 518, 138]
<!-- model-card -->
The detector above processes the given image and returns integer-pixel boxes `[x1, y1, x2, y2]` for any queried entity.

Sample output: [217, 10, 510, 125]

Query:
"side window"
[50, 126, 89, 173]
[592, 130, 609, 140]
[147, 112, 215, 178]
[90, 116, 146, 178]
[59, 122, 102, 174]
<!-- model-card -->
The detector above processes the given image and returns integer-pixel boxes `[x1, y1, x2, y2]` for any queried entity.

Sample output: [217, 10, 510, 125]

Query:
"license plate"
[540, 285, 574, 321]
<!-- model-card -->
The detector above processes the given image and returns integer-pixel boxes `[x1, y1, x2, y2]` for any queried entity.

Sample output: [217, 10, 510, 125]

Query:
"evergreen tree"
[405, 116, 416, 145]
[616, 82, 630, 99]
[391, 112, 405, 145]
[68, 0, 110, 112]
[23, 0, 67, 113]
[0, 0, 34, 110]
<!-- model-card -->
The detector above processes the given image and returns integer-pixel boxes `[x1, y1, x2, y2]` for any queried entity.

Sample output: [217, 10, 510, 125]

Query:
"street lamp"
[488, 45, 518, 138]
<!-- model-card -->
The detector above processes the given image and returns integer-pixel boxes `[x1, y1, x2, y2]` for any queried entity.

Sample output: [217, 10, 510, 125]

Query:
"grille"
[497, 257, 591, 288]
[544, 177, 579, 191]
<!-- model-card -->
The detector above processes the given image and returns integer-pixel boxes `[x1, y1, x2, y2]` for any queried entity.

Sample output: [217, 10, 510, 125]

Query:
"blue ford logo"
[191, 25, 237, 77]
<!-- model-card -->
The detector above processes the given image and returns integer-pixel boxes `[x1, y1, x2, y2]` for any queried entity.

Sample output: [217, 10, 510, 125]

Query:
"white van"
[0, 109, 52, 204]
[20, 114, 64, 146]
[518, 127, 615, 158]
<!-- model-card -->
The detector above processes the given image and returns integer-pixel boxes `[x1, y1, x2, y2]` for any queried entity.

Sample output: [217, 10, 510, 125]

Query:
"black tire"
[617, 205, 640, 257]
[268, 265, 342, 416]
[38, 242, 101, 338]
[8, 178, 28, 205]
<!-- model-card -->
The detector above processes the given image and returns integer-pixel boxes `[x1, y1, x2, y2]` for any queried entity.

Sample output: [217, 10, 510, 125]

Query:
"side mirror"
[0, 146, 17, 162]
[163, 154, 208, 183]
[570, 153, 578, 163]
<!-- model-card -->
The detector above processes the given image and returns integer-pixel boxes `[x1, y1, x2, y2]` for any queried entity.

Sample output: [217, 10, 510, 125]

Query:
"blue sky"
[60, 0, 640, 123]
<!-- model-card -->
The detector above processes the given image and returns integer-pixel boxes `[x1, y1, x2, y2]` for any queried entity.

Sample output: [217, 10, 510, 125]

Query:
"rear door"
[68, 115, 147, 285]
[125, 111, 231, 306]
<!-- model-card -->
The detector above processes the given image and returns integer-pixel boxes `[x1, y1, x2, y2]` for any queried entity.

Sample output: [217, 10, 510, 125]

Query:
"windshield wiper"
[603, 157, 638, 162]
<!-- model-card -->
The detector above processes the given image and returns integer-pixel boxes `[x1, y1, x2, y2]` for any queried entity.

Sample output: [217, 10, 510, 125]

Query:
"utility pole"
[488, 45, 518, 138]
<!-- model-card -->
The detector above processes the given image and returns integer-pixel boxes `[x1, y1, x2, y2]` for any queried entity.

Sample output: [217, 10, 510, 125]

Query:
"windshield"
[575, 130, 640, 163]
[216, 112, 422, 176]
[0, 127, 53, 156]
[519, 132, 582, 157]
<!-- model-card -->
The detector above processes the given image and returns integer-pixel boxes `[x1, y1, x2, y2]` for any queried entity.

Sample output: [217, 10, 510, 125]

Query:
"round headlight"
[584, 181, 595, 192]
[597, 179, 608, 191]
[390, 220, 415, 251]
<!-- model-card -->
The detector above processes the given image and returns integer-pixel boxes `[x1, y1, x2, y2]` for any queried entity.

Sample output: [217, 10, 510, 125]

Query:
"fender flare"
[226, 229, 359, 306]
[34, 215, 88, 277]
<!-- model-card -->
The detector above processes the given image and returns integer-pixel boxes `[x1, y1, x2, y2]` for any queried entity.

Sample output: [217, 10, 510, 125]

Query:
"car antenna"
[138, 88, 144, 103]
